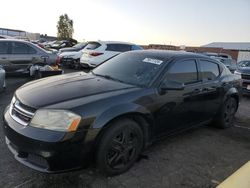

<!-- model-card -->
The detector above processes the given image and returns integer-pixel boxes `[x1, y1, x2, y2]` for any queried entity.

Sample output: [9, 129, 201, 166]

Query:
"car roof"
[88, 41, 137, 45]
[0, 39, 31, 43]
[127, 49, 210, 59]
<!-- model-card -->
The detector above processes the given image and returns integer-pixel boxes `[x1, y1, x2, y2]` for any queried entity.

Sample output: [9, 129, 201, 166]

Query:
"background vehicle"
[49, 40, 78, 50]
[203, 52, 237, 73]
[235, 60, 250, 94]
[3, 50, 241, 176]
[80, 41, 143, 68]
[0, 39, 60, 75]
[58, 42, 87, 54]
[58, 42, 87, 68]
[0, 65, 5, 91]
[59, 50, 83, 68]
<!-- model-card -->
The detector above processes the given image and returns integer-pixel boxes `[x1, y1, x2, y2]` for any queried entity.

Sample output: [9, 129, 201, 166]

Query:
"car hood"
[237, 67, 250, 74]
[16, 72, 136, 108]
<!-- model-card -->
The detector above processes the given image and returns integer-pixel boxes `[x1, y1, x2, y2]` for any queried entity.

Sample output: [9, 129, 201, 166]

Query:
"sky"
[0, 0, 250, 46]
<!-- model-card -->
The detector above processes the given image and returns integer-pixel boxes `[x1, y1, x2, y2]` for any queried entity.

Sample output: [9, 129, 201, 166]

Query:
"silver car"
[0, 39, 59, 75]
[0, 65, 5, 91]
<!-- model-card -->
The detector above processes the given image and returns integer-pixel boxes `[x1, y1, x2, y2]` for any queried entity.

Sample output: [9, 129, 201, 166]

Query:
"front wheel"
[96, 118, 143, 176]
[213, 97, 238, 128]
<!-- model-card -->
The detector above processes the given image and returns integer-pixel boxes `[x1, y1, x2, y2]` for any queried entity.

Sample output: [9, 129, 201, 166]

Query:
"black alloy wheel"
[213, 97, 238, 128]
[223, 97, 237, 127]
[96, 119, 143, 176]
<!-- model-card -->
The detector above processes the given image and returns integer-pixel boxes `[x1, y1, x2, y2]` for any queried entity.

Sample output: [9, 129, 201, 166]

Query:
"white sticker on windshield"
[143, 58, 163, 65]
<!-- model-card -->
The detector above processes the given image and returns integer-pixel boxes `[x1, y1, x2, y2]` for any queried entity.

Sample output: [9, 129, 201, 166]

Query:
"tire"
[96, 118, 143, 176]
[213, 97, 238, 128]
[73, 59, 81, 70]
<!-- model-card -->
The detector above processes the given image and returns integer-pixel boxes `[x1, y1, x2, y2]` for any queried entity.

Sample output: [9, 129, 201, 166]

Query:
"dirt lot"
[0, 69, 250, 188]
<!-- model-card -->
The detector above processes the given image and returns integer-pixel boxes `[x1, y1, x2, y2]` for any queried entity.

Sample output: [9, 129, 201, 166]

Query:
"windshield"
[53, 41, 63, 45]
[239, 61, 250, 67]
[214, 57, 232, 65]
[92, 52, 166, 87]
[73, 43, 85, 48]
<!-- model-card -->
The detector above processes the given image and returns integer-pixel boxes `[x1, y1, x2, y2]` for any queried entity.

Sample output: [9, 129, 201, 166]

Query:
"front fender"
[223, 87, 239, 102]
[91, 103, 152, 129]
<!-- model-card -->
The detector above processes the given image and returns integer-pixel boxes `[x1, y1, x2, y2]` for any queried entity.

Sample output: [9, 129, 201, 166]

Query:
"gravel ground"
[0, 69, 249, 188]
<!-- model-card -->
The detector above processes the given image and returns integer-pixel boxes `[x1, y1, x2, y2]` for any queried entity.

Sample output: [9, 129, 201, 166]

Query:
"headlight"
[234, 71, 241, 75]
[30, 109, 81, 132]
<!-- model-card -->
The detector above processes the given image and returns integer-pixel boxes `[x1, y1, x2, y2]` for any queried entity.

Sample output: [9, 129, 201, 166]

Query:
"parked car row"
[235, 60, 250, 94]
[0, 39, 61, 77]
[59, 41, 143, 69]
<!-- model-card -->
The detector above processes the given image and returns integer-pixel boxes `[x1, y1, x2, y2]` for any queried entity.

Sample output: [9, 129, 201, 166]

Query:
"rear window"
[106, 44, 132, 52]
[131, 45, 143, 50]
[85, 42, 101, 50]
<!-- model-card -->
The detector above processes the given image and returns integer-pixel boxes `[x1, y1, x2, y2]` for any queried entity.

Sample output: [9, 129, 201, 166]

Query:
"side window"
[0, 42, 9, 54]
[166, 60, 198, 84]
[200, 60, 220, 81]
[106, 44, 131, 52]
[28, 46, 37, 54]
[12, 42, 37, 54]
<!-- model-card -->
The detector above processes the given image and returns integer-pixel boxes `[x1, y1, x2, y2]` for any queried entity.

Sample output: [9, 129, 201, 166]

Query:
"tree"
[57, 14, 74, 40]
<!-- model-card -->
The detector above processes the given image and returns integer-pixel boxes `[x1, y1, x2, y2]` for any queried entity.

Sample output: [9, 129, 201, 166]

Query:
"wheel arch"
[223, 87, 240, 110]
[93, 106, 155, 152]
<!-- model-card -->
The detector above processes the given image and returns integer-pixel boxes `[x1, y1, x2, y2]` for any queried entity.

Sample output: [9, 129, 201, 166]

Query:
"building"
[0, 28, 26, 38]
[202, 42, 250, 51]
[200, 42, 250, 62]
[0, 27, 57, 41]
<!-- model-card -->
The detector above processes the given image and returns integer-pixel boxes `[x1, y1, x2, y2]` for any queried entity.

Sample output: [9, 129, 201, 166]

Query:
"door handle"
[1, 57, 7, 59]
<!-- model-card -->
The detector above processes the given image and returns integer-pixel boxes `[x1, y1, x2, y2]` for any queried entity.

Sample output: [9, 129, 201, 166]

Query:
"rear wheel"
[96, 118, 143, 176]
[213, 97, 238, 128]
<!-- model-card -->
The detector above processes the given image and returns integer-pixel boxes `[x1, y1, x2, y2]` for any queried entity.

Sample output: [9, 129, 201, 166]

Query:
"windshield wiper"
[91, 71, 126, 84]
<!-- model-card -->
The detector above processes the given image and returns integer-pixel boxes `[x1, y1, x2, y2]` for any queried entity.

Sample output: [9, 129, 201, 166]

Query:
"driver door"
[154, 58, 207, 137]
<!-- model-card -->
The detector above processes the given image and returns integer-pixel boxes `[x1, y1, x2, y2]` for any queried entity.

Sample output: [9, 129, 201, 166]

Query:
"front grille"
[9, 97, 35, 126]
[242, 74, 250, 80]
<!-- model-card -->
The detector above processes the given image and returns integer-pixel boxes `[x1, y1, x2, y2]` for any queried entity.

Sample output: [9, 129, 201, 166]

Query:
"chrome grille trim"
[9, 97, 35, 126]
[14, 101, 34, 117]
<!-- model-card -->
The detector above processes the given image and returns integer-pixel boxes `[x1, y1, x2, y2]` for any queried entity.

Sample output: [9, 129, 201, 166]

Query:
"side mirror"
[160, 80, 185, 91]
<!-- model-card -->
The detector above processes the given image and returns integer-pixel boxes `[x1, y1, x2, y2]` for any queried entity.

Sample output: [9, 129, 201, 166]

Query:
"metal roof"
[201, 42, 250, 51]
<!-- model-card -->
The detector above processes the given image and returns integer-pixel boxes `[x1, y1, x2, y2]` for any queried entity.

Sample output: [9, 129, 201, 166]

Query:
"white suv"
[80, 41, 142, 68]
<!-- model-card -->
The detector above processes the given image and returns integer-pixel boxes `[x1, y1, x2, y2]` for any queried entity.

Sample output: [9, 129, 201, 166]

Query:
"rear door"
[0, 41, 11, 72]
[198, 59, 223, 119]
[8, 41, 38, 73]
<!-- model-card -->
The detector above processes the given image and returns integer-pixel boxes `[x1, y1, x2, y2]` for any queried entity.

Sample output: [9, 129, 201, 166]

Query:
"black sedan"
[235, 60, 250, 94]
[3, 50, 242, 176]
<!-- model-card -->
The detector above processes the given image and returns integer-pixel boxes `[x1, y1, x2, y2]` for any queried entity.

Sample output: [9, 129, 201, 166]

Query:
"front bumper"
[242, 79, 250, 94]
[60, 57, 77, 66]
[3, 107, 96, 173]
